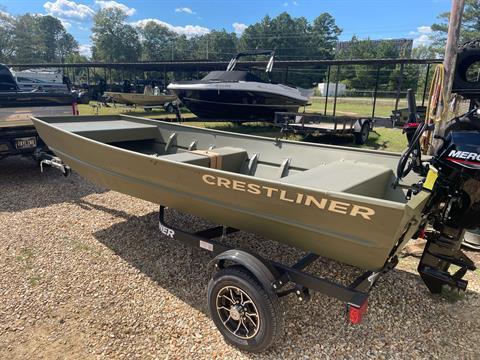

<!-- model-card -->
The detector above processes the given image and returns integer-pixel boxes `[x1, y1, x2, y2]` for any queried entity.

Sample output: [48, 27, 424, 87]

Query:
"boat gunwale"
[31, 114, 409, 210]
[167, 81, 309, 102]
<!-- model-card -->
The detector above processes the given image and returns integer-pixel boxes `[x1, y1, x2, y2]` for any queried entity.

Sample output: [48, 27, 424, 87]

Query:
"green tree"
[239, 13, 310, 59]
[140, 21, 177, 61]
[336, 37, 414, 93]
[239, 12, 341, 60]
[9, 14, 78, 63]
[12, 14, 40, 63]
[57, 33, 78, 62]
[37, 15, 78, 62]
[173, 35, 194, 61]
[309, 13, 342, 60]
[195, 30, 238, 60]
[237, 12, 341, 86]
[91, 8, 141, 62]
[431, 0, 480, 52]
[0, 10, 15, 62]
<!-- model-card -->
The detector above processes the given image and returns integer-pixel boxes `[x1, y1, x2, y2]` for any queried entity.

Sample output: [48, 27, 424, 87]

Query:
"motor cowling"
[435, 128, 480, 229]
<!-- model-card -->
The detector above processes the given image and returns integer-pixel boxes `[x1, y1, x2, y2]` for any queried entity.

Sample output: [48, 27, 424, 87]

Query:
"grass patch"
[186, 122, 406, 153]
[29, 275, 41, 286]
[61, 236, 101, 256]
[355, 128, 407, 152]
[78, 102, 165, 117]
[185, 121, 288, 139]
[441, 286, 465, 303]
[16, 247, 35, 269]
[307, 97, 420, 118]
[16, 248, 41, 286]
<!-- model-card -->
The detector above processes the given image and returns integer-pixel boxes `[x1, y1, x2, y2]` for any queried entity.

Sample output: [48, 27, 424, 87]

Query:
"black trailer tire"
[354, 122, 370, 145]
[207, 266, 283, 353]
[166, 103, 175, 113]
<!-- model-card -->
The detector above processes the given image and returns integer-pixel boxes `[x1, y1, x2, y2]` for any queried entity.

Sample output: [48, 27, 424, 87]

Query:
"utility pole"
[435, 0, 465, 137]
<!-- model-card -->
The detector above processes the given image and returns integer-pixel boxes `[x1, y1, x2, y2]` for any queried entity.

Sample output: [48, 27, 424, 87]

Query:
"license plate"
[15, 137, 37, 150]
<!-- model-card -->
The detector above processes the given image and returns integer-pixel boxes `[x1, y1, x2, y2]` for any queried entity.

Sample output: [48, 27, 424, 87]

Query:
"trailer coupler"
[40, 156, 71, 176]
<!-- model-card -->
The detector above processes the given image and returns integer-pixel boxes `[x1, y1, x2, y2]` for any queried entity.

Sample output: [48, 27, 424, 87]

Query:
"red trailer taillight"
[348, 300, 368, 324]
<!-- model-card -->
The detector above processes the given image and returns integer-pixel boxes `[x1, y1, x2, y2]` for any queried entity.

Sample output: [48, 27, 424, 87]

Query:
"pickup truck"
[0, 106, 75, 160]
[0, 63, 75, 160]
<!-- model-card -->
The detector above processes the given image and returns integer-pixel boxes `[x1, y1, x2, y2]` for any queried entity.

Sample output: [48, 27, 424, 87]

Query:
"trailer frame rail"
[158, 205, 396, 309]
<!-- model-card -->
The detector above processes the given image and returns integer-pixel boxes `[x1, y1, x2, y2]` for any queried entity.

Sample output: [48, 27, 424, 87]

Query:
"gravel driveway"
[1, 156, 480, 359]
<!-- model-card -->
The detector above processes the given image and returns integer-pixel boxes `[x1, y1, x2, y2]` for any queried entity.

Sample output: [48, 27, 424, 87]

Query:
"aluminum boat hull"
[104, 92, 177, 106]
[31, 115, 429, 271]
[179, 95, 302, 120]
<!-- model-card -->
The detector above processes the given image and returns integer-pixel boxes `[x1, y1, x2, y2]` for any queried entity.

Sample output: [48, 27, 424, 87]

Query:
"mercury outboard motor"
[397, 107, 480, 293]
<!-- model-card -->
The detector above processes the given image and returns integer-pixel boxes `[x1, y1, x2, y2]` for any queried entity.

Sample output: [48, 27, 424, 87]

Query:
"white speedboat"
[168, 50, 312, 120]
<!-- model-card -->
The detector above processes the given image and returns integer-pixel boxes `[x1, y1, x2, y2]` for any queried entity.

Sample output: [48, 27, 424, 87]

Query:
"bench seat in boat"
[161, 147, 248, 172]
[51, 120, 159, 143]
[279, 161, 392, 198]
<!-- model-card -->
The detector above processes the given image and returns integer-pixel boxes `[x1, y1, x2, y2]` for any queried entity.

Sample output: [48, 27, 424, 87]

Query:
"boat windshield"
[202, 71, 264, 83]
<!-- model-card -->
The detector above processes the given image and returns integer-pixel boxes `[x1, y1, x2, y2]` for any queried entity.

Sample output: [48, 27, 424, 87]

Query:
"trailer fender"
[210, 250, 280, 295]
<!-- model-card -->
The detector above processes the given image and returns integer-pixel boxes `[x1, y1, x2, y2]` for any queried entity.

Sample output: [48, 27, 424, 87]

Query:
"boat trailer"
[158, 205, 397, 351]
[274, 112, 372, 145]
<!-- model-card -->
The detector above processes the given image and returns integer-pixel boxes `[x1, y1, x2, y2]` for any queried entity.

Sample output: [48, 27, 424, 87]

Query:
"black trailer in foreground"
[274, 112, 372, 144]
[158, 205, 396, 352]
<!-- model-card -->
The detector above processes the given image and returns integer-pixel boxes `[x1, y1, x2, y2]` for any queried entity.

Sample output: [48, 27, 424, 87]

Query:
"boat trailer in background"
[274, 112, 372, 144]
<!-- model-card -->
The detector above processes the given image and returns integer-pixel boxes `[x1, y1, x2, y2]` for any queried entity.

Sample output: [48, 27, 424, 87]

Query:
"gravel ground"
[1, 156, 480, 359]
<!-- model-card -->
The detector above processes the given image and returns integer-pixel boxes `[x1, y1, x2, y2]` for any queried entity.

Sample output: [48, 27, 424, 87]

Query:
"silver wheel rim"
[216, 285, 260, 339]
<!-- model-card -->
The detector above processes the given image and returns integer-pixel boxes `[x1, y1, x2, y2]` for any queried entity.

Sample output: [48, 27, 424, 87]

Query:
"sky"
[0, 0, 452, 57]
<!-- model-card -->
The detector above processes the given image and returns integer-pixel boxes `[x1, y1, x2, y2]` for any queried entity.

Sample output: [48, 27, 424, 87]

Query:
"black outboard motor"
[417, 108, 480, 293]
[397, 107, 480, 293]
[397, 40, 480, 294]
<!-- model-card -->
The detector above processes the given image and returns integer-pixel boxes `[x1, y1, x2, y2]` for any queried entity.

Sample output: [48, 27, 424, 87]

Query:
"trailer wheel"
[166, 103, 175, 113]
[354, 122, 370, 145]
[207, 266, 283, 352]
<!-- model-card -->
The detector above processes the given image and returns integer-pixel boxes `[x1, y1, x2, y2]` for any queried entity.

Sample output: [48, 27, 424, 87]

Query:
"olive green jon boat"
[31, 114, 428, 271]
[103, 91, 176, 107]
